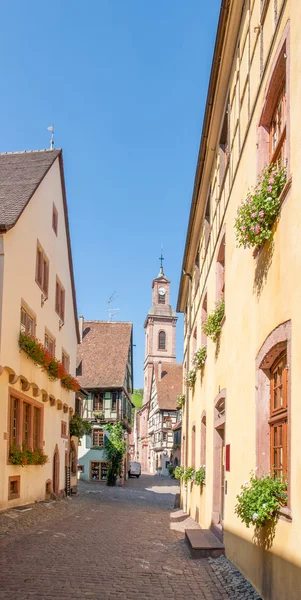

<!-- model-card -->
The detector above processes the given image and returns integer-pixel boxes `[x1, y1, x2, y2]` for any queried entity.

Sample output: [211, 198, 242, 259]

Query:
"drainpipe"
[183, 274, 192, 514]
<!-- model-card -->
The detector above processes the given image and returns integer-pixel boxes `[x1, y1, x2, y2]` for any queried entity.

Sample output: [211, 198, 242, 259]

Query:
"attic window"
[52, 204, 58, 235]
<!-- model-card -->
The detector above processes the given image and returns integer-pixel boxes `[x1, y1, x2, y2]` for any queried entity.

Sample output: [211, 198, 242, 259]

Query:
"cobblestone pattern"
[208, 557, 262, 600]
[0, 475, 260, 600]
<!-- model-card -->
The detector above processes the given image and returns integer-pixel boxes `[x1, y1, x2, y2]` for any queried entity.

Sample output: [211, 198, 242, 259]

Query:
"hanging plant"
[69, 413, 92, 438]
[177, 394, 185, 409]
[19, 332, 80, 392]
[174, 466, 184, 480]
[202, 299, 225, 342]
[235, 472, 287, 528]
[192, 346, 207, 370]
[184, 369, 197, 389]
[234, 163, 287, 249]
[193, 466, 206, 486]
[9, 445, 48, 466]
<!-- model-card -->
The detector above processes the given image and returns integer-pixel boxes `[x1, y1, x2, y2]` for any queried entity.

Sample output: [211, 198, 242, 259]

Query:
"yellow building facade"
[0, 149, 79, 510]
[177, 1, 301, 598]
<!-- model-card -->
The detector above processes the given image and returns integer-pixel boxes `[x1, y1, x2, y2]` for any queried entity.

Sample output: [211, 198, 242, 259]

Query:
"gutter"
[177, 0, 231, 313]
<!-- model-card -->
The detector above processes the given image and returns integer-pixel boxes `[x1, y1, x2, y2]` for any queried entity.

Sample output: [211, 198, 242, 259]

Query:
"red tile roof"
[154, 362, 183, 411]
[77, 321, 132, 389]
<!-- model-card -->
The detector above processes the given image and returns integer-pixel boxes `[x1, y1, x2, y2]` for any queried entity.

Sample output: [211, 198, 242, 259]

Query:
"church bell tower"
[143, 255, 177, 404]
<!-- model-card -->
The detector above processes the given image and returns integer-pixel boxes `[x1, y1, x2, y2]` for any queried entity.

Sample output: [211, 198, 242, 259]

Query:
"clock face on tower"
[158, 287, 166, 296]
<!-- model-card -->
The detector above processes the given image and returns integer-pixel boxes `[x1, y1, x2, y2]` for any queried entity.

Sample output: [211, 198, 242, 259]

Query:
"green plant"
[69, 413, 92, 438]
[168, 464, 175, 477]
[9, 444, 27, 466]
[183, 467, 195, 483]
[173, 443, 181, 450]
[93, 411, 104, 421]
[234, 163, 287, 248]
[235, 472, 287, 528]
[184, 369, 197, 389]
[177, 394, 185, 409]
[9, 445, 48, 466]
[104, 422, 126, 486]
[192, 346, 207, 370]
[193, 466, 206, 486]
[202, 298, 225, 342]
[174, 466, 184, 480]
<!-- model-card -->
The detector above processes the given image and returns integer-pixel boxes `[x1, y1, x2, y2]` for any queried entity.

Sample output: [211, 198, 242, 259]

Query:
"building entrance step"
[170, 509, 189, 522]
[185, 528, 225, 559]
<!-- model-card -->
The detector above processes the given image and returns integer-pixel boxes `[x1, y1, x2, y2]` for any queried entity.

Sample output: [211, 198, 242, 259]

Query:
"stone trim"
[255, 320, 291, 509]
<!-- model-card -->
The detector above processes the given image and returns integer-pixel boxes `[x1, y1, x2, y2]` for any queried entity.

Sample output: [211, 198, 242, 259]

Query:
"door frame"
[212, 390, 226, 529]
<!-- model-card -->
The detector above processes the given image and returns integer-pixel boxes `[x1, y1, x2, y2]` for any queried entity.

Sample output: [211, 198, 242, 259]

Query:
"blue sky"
[0, 0, 220, 388]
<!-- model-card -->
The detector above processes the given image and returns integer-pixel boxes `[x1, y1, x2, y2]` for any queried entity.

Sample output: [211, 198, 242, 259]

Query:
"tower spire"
[158, 250, 165, 277]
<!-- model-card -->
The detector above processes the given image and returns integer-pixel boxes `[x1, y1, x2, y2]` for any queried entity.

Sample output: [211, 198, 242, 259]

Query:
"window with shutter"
[44, 331, 55, 357]
[35, 243, 49, 296]
[55, 278, 65, 321]
[20, 306, 35, 335]
[62, 351, 70, 374]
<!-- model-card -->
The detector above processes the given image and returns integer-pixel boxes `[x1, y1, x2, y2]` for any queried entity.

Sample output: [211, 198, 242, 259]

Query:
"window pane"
[33, 407, 40, 449]
[23, 403, 30, 446]
[11, 398, 18, 445]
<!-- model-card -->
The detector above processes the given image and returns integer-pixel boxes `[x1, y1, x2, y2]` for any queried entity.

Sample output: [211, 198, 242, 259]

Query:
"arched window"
[158, 331, 166, 350]
[258, 31, 289, 171]
[201, 293, 207, 346]
[216, 234, 225, 302]
[256, 322, 291, 484]
[200, 413, 206, 466]
[191, 425, 196, 469]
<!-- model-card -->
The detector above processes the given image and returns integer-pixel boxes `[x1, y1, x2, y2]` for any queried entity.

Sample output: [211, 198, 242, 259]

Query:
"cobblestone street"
[0, 475, 260, 600]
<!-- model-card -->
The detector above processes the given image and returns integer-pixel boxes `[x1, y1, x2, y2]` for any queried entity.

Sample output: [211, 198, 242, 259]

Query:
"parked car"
[128, 461, 141, 478]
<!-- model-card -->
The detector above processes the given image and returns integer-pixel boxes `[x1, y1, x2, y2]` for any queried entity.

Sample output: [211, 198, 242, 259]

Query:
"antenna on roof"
[105, 291, 120, 322]
[47, 125, 54, 149]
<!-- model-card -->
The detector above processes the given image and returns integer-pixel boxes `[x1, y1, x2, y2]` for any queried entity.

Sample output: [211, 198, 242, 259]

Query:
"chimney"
[79, 315, 84, 343]
[158, 360, 162, 381]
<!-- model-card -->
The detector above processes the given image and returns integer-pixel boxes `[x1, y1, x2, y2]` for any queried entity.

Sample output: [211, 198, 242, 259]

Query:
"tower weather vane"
[47, 125, 54, 149]
[159, 248, 165, 276]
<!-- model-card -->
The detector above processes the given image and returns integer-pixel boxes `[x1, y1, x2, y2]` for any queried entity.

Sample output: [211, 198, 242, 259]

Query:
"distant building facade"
[0, 149, 79, 510]
[77, 320, 133, 482]
[137, 264, 182, 473]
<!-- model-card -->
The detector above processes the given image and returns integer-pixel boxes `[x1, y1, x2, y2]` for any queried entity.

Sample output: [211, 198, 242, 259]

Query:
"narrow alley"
[0, 476, 260, 600]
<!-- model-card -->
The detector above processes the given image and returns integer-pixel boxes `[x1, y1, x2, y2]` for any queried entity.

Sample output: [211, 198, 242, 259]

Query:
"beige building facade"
[0, 149, 79, 510]
[177, 1, 301, 598]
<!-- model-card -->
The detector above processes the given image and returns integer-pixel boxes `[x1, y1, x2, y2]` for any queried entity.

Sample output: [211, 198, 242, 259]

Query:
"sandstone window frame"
[158, 330, 166, 350]
[35, 241, 49, 298]
[257, 22, 290, 175]
[200, 411, 207, 467]
[20, 302, 36, 336]
[8, 388, 44, 454]
[52, 203, 58, 236]
[256, 320, 291, 517]
[201, 293, 208, 347]
[55, 277, 65, 322]
[8, 475, 20, 501]
[216, 231, 226, 304]
[44, 328, 56, 357]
